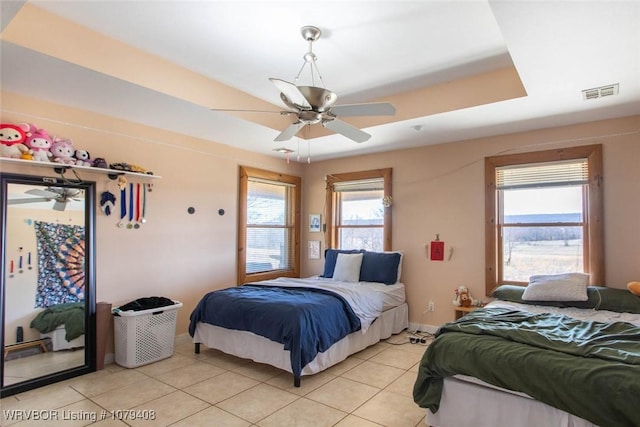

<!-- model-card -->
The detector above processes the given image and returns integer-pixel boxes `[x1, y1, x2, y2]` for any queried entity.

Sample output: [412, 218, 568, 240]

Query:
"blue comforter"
[188, 284, 362, 379]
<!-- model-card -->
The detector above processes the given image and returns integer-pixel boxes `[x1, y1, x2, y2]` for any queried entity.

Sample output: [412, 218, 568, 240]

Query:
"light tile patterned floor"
[1, 332, 432, 427]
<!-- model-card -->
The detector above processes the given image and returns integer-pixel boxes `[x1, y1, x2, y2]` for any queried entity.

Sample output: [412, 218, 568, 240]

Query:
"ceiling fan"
[213, 26, 396, 143]
[8, 187, 83, 211]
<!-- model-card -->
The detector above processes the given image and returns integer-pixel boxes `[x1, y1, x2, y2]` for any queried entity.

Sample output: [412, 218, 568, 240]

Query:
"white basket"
[113, 301, 182, 368]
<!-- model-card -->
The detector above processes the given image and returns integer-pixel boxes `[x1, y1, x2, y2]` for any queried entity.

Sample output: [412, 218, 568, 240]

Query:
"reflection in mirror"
[1, 173, 96, 397]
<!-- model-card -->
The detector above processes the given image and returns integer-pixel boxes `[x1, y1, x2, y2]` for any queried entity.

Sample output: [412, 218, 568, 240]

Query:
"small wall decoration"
[309, 214, 321, 232]
[430, 234, 445, 261]
[308, 241, 321, 259]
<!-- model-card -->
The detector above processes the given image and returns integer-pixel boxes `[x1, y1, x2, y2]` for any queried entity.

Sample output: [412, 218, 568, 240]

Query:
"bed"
[29, 302, 85, 351]
[413, 283, 640, 427]
[189, 249, 408, 386]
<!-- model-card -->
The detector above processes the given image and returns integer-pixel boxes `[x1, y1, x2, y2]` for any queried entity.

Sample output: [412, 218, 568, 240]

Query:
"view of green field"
[503, 239, 583, 282]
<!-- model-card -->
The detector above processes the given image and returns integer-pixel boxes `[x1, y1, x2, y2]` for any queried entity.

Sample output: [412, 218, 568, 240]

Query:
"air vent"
[582, 83, 619, 100]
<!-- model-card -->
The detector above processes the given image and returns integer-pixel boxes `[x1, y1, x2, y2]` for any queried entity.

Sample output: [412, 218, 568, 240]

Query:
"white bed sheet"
[426, 301, 640, 427]
[193, 303, 408, 377]
[248, 276, 406, 332]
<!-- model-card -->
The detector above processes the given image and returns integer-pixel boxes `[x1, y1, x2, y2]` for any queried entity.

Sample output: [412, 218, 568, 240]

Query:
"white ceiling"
[1, 1, 639, 161]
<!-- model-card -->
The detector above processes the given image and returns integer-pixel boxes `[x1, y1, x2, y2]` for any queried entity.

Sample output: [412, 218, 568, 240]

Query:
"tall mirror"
[1, 172, 96, 397]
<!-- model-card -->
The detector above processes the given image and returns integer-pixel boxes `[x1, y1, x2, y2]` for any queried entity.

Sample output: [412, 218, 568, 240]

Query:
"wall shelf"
[0, 158, 161, 180]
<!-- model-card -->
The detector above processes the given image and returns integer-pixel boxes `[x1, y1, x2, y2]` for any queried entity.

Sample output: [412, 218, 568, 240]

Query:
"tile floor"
[1, 332, 432, 427]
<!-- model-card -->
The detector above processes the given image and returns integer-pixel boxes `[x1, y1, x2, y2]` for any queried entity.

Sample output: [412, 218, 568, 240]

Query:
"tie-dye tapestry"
[34, 221, 86, 308]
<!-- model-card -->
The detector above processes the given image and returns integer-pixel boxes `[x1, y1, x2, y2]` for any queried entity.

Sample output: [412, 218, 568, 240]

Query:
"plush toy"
[73, 149, 93, 167]
[93, 157, 108, 169]
[24, 125, 54, 162]
[50, 137, 76, 165]
[453, 285, 479, 307]
[0, 123, 29, 158]
[628, 281, 640, 296]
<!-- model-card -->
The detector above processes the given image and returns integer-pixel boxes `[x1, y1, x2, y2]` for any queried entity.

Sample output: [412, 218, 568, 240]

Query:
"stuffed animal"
[453, 285, 478, 307]
[93, 157, 108, 169]
[50, 137, 76, 165]
[74, 149, 93, 167]
[628, 281, 640, 296]
[24, 125, 53, 162]
[0, 123, 29, 158]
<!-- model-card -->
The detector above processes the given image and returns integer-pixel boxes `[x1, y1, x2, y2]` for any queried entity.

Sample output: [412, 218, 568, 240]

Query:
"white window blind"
[246, 178, 293, 274]
[496, 159, 588, 190]
[332, 178, 384, 192]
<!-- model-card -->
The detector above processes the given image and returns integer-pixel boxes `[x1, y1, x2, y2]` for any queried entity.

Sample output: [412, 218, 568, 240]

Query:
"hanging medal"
[141, 183, 147, 224]
[127, 182, 134, 229]
[118, 186, 126, 228]
[134, 183, 141, 229]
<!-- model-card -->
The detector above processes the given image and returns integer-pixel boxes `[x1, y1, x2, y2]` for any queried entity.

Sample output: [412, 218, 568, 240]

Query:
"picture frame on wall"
[308, 240, 321, 259]
[309, 214, 321, 232]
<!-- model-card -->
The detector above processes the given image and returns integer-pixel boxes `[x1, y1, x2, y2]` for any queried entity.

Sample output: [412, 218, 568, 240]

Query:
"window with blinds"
[326, 169, 392, 252]
[238, 167, 300, 283]
[336, 180, 384, 251]
[485, 145, 604, 295]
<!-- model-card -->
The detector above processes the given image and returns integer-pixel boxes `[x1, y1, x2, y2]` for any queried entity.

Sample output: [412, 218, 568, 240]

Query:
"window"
[325, 168, 392, 251]
[485, 145, 603, 295]
[238, 166, 301, 284]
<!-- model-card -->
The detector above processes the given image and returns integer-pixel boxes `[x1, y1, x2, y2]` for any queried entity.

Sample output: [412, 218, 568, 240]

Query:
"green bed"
[413, 287, 640, 427]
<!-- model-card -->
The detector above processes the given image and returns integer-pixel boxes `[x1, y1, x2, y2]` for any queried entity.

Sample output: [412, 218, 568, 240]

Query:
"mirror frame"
[0, 173, 96, 397]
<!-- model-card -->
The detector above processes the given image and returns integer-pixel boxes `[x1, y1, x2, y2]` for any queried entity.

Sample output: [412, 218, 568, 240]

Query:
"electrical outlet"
[428, 301, 435, 312]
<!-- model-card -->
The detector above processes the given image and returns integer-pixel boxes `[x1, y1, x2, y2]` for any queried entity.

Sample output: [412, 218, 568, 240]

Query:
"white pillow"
[332, 253, 363, 283]
[522, 272, 590, 301]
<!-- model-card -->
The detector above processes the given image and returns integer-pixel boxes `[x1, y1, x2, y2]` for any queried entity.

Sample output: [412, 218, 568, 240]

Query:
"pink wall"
[301, 115, 640, 329]
[2, 91, 639, 337]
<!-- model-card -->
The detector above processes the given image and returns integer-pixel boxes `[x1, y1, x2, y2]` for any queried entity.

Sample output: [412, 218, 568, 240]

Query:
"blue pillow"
[321, 249, 364, 278]
[359, 251, 402, 285]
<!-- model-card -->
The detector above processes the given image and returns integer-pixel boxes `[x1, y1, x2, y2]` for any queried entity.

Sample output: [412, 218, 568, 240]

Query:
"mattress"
[41, 325, 85, 351]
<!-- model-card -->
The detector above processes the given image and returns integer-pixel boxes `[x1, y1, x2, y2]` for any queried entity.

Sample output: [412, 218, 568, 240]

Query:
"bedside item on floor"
[112, 297, 182, 368]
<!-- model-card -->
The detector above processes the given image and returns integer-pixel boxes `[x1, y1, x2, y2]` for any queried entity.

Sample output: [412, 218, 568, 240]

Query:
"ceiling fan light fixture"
[297, 111, 322, 125]
[273, 147, 294, 154]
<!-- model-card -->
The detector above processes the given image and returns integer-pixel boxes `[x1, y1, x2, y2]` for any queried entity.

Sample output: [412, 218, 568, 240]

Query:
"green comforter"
[30, 302, 85, 341]
[413, 307, 640, 427]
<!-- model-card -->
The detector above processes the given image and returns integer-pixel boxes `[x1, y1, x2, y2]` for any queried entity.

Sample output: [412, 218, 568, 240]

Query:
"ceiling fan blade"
[330, 102, 396, 117]
[274, 122, 302, 142]
[269, 78, 311, 110]
[210, 108, 283, 114]
[323, 119, 371, 143]
[8, 197, 51, 205]
[53, 200, 67, 211]
[26, 188, 58, 198]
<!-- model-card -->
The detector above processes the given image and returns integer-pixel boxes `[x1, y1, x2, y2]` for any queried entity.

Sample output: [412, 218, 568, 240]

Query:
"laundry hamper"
[112, 300, 182, 368]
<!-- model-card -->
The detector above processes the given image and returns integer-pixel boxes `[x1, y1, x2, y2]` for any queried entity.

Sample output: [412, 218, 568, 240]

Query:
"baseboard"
[408, 322, 439, 335]
[103, 352, 114, 366]
[175, 333, 192, 345]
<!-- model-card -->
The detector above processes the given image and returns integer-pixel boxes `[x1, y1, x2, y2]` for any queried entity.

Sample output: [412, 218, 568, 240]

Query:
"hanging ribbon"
[142, 183, 147, 223]
[118, 187, 126, 227]
[128, 182, 134, 228]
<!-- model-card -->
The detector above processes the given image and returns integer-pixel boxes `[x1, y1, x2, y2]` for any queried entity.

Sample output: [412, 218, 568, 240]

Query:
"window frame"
[238, 166, 301, 284]
[325, 168, 392, 251]
[485, 145, 603, 296]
